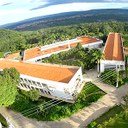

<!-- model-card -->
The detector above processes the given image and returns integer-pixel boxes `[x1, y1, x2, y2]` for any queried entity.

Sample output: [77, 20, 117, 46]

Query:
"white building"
[100, 33, 125, 73]
[0, 59, 83, 103]
[6, 36, 103, 62]
[3, 36, 103, 102]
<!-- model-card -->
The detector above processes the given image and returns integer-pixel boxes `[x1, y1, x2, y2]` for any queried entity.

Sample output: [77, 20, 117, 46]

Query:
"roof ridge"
[112, 33, 118, 60]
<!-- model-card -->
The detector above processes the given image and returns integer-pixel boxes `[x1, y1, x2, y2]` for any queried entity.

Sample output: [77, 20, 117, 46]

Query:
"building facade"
[6, 36, 103, 62]
[3, 36, 103, 102]
[0, 59, 83, 103]
[100, 33, 125, 73]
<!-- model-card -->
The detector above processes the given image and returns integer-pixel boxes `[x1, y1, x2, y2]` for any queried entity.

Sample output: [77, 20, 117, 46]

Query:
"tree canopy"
[0, 22, 128, 55]
[20, 89, 41, 101]
[43, 45, 102, 71]
[0, 68, 20, 107]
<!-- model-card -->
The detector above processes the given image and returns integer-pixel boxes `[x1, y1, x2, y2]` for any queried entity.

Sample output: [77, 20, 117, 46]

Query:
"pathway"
[0, 84, 128, 128]
[83, 69, 116, 93]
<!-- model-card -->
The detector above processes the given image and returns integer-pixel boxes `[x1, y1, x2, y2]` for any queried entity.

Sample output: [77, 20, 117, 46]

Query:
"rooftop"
[6, 36, 101, 61]
[5, 53, 19, 59]
[0, 59, 78, 83]
[24, 36, 100, 60]
[103, 33, 124, 61]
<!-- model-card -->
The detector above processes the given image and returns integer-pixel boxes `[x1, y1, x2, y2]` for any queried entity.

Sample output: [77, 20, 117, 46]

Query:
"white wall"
[26, 48, 70, 62]
[26, 40, 103, 62]
[82, 41, 103, 49]
[18, 67, 83, 102]
[40, 38, 81, 51]
[100, 60, 125, 73]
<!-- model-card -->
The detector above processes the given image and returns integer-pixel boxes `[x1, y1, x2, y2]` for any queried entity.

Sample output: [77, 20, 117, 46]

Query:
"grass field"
[88, 105, 128, 128]
[10, 82, 105, 121]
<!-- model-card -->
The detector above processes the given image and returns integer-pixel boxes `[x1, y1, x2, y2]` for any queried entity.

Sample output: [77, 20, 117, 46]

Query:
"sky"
[0, 0, 128, 25]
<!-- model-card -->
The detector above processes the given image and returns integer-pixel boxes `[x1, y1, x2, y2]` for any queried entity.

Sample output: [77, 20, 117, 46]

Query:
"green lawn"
[88, 105, 128, 128]
[10, 82, 105, 121]
[0, 52, 4, 58]
[95, 106, 123, 124]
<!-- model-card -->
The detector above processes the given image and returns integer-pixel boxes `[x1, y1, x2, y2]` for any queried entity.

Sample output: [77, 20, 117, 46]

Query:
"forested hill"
[1, 9, 128, 31]
[0, 22, 128, 56]
[0, 29, 26, 52]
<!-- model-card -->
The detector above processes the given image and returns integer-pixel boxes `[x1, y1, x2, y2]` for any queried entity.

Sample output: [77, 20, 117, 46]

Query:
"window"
[28, 80, 32, 84]
[19, 83, 23, 87]
[31, 86, 35, 89]
[32, 81, 36, 85]
[37, 82, 41, 87]
[23, 79, 28, 82]
[40, 89, 44, 93]
[20, 78, 23, 81]
[48, 91, 51, 95]
[44, 90, 47, 94]
[26, 85, 31, 89]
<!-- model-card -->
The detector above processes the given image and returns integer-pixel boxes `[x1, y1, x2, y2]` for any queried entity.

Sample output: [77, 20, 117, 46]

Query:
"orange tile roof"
[24, 45, 69, 60]
[5, 53, 19, 59]
[77, 36, 100, 45]
[0, 59, 78, 83]
[24, 36, 101, 60]
[104, 33, 124, 61]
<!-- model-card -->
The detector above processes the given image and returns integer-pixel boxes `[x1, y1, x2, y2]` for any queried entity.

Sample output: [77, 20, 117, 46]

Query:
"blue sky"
[0, 0, 128, 25]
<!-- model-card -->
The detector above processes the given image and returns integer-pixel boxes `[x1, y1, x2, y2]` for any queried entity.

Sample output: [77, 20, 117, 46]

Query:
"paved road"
[0, 84, 128, 128]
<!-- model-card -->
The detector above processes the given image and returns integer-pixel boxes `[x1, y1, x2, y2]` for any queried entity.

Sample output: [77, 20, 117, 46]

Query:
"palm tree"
[92, 49, 104, 74]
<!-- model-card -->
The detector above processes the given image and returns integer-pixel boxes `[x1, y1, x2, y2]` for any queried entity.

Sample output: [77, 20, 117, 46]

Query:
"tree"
[91, 49, 104, 73]
[0, 68, 20, 107]
[125, 55, 128, 78]
[1, 68, 20, 83]
[76, 42, 83, 50]
[122, 94, 128, 110]
[122, 94, 128, 120]
[21, 89, 40, 101]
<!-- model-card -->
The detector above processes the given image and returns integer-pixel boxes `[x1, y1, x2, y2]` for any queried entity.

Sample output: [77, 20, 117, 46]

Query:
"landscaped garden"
[43, 43, 103, 71]
[88, 94, 128, 128]
[10, 82, 105, 121]
[100, 69, 127, 87]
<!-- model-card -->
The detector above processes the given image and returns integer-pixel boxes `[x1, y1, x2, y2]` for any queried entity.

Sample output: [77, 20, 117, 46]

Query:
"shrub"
[20, 89, 41, 101]
[88, 121, 97, 128]
[0, 114, 8, 127]
[100, 70, 117, 86]
[43, 47, 102, 70]
[10, 82, 105, 121]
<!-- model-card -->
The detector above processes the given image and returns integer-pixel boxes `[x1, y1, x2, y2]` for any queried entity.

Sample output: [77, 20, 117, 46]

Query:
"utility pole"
[116, 67, 120, 88]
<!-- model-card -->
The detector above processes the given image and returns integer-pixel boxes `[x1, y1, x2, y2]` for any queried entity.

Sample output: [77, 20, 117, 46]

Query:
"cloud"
[0, 0, 128, 25]
[0, 0, 9, 5]
[31, 0, 128, 10]
[31, 0, 93, 10]
[1, 2, 12, 6]
[103, 0, 128, 2]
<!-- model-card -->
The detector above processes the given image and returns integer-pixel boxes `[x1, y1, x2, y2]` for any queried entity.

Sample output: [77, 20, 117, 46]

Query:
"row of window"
[19, 82, 51, 96]
[20, 78, 48, 88]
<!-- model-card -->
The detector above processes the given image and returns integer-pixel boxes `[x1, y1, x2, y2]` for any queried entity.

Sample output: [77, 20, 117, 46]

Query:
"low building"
[3, 35, 103, 102]
[6, 36, 103, 62]
[100, 33, 125, 73]
[24, 36, 103, 62]
[0, 59, 83, 103]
